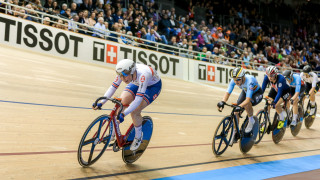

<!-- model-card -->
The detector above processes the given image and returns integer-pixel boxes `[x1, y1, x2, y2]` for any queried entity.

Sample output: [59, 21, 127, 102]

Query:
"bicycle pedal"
[113, 142, 120, 152]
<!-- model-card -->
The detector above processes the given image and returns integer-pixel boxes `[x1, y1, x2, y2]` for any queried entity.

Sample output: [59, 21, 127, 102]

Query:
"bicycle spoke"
[88, 144, 96, 164]
[222, 136, 228, 144]
[217, 137, 223, 152]
[215, 134, 222, 140]
[83, 138, 95, 146]
[96, 120, 103, 138]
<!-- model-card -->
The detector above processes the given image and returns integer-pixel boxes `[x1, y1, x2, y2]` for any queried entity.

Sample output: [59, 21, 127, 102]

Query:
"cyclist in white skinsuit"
[300, 65, 320, 115]
[93, 59, 162, 151]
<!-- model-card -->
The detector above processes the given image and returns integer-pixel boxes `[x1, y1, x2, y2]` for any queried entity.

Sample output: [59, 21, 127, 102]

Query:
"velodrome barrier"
[0, 13, 265, 86]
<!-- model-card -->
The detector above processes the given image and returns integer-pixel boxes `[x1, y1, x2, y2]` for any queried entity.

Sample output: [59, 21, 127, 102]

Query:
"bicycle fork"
[229, 116, 240, 147]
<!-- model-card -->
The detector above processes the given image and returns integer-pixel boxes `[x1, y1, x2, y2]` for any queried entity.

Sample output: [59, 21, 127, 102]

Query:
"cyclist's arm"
[311, 72, 318, 87]
[239, 80, 255, 107]
[292, 75, 301, 100]
[101, 76, 122, 104]
[274, 81, 285, 104]
[223, 80, 235, 102]
[309, 72, 318, 95]
[261, 75, 269, 94]
[222, 92, 231, 102]
[123, 73, 150, 116]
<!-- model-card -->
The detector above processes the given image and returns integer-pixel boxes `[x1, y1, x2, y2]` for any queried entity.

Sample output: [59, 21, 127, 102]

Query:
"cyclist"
[92, 59, 162, 151]
[300, 65, 320, 115]
[217, 67, 263, 144]
[283, 70, 305, 126]
[261, 66, 291, 129]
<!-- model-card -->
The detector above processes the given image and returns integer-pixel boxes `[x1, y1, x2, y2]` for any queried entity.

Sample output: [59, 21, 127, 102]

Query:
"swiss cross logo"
[140, 75, 145, 82]
[207, 65, 215, 81]
[106, 44, 117, 64]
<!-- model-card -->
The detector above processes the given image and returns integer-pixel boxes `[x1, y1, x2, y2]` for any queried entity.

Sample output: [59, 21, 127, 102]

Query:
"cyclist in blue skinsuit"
[217, 67, 263, 145]
[283, 70, 305, 126]
[262, 66, 291, 129]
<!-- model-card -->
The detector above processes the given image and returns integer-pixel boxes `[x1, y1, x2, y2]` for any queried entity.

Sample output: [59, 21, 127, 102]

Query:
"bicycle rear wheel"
[255, 110, 267, 144]
[290, 106, 303, 136]
[122, 116, 153, 164]
[78, 115, 112, 167]
[212, 116, 234, 156]
[305, 102, 317, 129]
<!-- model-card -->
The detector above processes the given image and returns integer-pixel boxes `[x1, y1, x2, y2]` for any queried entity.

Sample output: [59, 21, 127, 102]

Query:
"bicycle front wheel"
[272, 113, 286, 144]
[212, 116, 234, 156]
[78, 115, 113, 167]
[255, 110, 267, 144]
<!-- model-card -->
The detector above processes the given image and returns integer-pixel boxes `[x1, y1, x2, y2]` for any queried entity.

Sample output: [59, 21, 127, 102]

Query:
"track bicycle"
[213, 103, 259, 156]
[77, 97, 153, 166]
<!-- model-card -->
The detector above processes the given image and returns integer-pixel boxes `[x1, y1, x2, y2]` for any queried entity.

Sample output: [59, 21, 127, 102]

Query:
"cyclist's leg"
[245, 89, 263, 133]
[130, 80, 162, 151]
[119, 83, 138, 115]
[309, 82, 320, 114]
[290, 87, 299, 125]
[236, 90, 246, 125]
[131, 80, 162, 127]
[268, 88, 277, 113]
[275, 98, 285, 120]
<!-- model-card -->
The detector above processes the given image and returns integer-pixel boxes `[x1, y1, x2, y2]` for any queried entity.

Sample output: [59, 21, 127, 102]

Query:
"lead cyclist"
[92, 59, 162, 151]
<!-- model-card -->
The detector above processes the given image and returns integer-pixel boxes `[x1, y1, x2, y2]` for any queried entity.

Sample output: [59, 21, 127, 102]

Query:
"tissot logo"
[93, 42, 105, 62]
[198, 64, 206, 80]
[207, 65, 215, 81]
[106, 44, 117, 64]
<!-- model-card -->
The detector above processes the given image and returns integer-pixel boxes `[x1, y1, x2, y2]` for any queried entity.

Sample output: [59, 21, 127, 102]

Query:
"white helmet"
[116, 59, 136, 76]
[266, 66, 278, 77]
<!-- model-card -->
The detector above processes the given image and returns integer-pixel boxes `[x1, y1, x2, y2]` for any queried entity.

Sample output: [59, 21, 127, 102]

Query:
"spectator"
[92, 17, 108, 38]
[43, 16, 51, 26]
[159, 14, 175, 39]
[68, 14, 79, 32]
[79, 0, 91, 12]
[70, 3, 78, 17]
[60, 3, 67, 15]
[196, 47, 209, 61]
[130, 18, 142, 36]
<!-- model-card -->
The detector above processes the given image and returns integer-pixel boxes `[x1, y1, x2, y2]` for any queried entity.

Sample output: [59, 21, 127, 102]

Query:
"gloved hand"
[92, 103, 102, 110]
[234, 106, 243, 112]
[118, 113, 125, 123]
[217, 101, 225, 109]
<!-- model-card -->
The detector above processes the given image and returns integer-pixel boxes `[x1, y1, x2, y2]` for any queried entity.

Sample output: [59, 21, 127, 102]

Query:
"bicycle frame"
[93, 97, 134, 148]
[225, 104, 243, 137]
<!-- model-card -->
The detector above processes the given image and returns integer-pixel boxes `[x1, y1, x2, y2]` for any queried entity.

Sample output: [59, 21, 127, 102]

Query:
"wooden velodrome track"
[0, 44, 319, 179]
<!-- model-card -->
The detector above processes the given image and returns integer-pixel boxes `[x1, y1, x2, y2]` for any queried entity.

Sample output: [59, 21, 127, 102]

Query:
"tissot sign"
[0, 13, 265, 84]
[194, 61, 265, 85]
[0, 16, 83, 58]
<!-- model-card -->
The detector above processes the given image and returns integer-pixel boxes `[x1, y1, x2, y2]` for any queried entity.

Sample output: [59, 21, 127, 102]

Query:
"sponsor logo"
[119, 47, 180, 76]
[0, 16, 83, 56]
[207, 65, 215, 81]
[140, 75, 145, 82]
[93, 42, 105, 62]
[106, 44, 117, 64]
[198, 64, 206, 80]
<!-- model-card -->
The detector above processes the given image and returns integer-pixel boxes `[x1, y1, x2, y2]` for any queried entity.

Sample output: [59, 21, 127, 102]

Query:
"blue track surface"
[155, 155, 320, 180]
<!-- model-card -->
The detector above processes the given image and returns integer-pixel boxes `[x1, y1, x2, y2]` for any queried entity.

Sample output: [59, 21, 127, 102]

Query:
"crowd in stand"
[1, 0, 320, 72]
